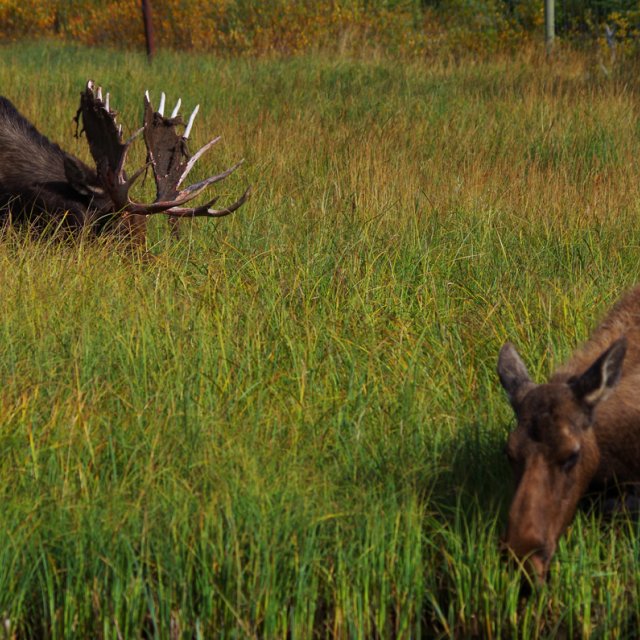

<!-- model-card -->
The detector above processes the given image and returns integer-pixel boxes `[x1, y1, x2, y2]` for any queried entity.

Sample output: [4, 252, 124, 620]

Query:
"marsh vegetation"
[1, 42, 640, 637]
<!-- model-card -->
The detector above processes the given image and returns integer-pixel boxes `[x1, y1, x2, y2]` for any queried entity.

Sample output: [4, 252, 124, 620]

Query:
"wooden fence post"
[141, 0, 155, 61]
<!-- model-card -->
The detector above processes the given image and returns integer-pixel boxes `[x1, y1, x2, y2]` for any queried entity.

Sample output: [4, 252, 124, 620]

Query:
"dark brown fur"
[0, 96, 114, 233]
[498, 285, 640, 582]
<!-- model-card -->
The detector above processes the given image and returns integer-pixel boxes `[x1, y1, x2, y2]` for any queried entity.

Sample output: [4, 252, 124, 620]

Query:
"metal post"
[545, 0, 555, 55]
[141, 0, 155, 61]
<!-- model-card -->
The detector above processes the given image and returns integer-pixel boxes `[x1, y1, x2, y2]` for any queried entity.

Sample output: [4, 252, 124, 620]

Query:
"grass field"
[2, 41, 640, 637]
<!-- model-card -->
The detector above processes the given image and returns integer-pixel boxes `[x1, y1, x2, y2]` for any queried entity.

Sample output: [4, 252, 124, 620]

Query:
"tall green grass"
[1, 41, 640, 636]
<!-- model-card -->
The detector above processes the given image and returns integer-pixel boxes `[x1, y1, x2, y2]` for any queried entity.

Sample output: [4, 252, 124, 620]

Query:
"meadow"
[1, 41, 640, 637]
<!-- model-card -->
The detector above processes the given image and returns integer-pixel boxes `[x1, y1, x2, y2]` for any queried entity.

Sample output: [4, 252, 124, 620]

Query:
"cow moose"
[0, 80, 250, 243]
[498, 285, 640, 584]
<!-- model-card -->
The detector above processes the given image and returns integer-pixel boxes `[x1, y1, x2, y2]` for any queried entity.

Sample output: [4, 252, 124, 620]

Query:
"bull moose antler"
[78, 80, 250, 224]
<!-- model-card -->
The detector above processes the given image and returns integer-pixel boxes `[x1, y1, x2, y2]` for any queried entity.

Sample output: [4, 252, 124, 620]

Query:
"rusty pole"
[141, 0, 155, 61]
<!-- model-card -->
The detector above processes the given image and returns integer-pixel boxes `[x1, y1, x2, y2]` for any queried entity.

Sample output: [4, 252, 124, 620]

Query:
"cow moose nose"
[514, 549, 550, 597]
[499, 534, 550, 587]
[526, 550, 549, 584]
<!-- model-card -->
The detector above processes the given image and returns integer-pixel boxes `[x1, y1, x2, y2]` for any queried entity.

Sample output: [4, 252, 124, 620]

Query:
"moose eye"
[561, 451, 580, 472]
[503, 444, 517, 464]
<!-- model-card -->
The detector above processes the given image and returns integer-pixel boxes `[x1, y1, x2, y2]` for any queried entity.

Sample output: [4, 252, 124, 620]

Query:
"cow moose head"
[497, 337, 627, 584]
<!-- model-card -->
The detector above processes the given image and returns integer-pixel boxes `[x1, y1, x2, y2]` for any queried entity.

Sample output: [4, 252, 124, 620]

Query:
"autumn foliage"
[0, 0, 542, 57]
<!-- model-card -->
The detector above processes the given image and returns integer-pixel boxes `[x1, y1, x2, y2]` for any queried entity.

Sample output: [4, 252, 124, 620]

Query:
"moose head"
[0, 81, 250, 242]
[497, 337, 627, 584]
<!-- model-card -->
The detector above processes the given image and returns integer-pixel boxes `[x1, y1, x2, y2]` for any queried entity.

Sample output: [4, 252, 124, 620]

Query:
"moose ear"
[63, 154, 104, 198]
[497, 342, 535, 409]
[569, 337, 627, 409]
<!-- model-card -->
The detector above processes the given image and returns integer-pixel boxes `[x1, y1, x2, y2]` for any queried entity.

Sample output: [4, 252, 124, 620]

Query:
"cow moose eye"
[561, 451, 580, 472]
[503, 444, 519, 467]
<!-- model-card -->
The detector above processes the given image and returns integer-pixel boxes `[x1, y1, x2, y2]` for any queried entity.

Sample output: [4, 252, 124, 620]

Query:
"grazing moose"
[497, 286, 640, 584]
[0, 81, 250, 243]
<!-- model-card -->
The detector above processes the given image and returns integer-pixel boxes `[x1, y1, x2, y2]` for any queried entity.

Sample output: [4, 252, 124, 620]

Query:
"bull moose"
[497, 285, 640, 583]
[0, 80, 250, 242]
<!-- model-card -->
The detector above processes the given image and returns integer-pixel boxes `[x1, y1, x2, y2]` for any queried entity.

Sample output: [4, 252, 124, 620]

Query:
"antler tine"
[171, 98, 182, 118]
[177, 135, 221, 187]
[183, 104, 199, 139]
[124, 161, 244, 215]
[165, 186, 253, 218]
[127, 163, 244, 214]
[124, 126, 143, 146]
[158, 92, 166, 117]
[127, 161, 152, 189]
[178, 160, 244, 198]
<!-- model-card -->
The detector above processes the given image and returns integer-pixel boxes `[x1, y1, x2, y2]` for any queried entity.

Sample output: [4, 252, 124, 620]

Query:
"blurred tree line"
[2, 0, 640, 56]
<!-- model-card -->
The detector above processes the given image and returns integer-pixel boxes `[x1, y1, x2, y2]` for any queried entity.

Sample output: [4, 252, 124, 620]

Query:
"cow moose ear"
[497, 342, 535, 409]
[569, 337, 627, 409]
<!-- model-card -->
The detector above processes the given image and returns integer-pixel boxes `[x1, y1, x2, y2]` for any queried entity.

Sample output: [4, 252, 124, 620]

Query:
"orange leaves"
[0, 0, 56, 41]
[0, 0, 532, 57]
